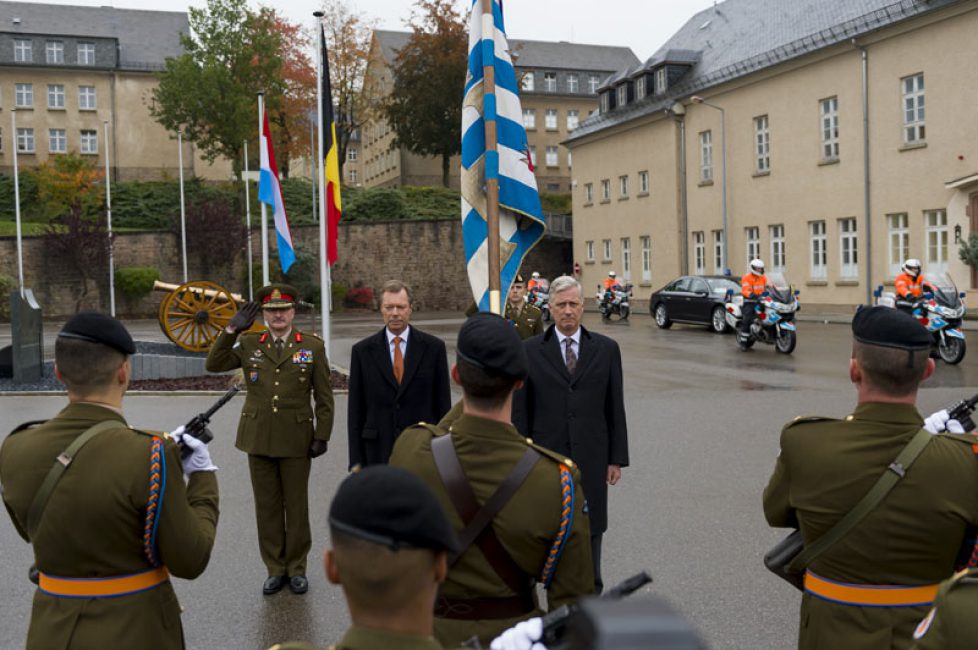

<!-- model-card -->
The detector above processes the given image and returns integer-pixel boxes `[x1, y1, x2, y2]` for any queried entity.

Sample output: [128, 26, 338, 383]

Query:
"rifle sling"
[788, 427, 933, 572]
[26, 420, 122, 540]
[431, 434, 539, 596]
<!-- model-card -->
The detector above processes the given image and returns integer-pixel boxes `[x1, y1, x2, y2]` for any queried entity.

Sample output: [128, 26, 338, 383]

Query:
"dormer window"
[655, 68, 667, 94]
[544, 72, 557, 92]
[617, 84, 627, 107]
[635, 76, 646, 99]
[600, 92, 610, 112]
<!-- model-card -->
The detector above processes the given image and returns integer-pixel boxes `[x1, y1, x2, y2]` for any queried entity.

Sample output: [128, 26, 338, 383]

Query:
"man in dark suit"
[347, 280, 451, 469]
[513, 275, 629, 593]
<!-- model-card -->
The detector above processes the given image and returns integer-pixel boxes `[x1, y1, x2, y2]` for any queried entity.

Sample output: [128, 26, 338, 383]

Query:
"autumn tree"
[269, 13, 316, 177]
[383, 0, 467, 187]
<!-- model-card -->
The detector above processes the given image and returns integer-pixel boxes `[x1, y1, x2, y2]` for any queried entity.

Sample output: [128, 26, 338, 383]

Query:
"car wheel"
[710, 306, 727, 333]
[654, 303, 672, 329]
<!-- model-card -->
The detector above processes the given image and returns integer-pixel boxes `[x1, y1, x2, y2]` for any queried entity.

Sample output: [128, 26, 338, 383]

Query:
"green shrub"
[539, 192, 572, 214]
[0, 172, 42, 221]
[401, 186, 460, 219]
[280, 177, 316, 224]
[344, 187, 408, 221]
[0, 273, 17, 320]
[115, 267, 160, 300]
[331, 282, 348, 309]
[959, 234, 978, 269]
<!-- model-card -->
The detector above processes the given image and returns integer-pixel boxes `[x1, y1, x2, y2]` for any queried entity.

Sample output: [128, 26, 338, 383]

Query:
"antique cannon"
[153, 280, 262, 352]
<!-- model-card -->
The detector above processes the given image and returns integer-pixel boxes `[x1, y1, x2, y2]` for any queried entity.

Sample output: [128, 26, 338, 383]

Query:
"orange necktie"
[393, 336, 404, 384]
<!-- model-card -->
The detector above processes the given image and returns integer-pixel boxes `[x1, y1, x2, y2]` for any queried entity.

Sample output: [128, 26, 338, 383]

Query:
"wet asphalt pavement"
[3, 312, 978, 649]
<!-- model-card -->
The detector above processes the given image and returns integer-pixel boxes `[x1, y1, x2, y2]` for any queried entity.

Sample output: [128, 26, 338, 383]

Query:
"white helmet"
[903, 259, 921, 277]
[608, 271, 617, 277]
[749, 259, 765, 276]
[531, 271, 540, 279]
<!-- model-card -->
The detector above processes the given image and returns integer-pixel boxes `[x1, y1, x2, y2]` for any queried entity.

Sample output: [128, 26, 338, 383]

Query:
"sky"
[33, 0, 719, 62]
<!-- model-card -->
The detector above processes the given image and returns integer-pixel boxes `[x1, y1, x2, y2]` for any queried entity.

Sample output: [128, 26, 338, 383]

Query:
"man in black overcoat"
[513, 275, 629, 593]
[347, 280, 451, 469]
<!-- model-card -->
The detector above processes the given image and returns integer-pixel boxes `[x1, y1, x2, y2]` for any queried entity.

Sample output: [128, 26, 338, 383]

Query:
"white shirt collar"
[272, 329, 292, 344]
[386, 326, 411, 345]
[556, 328, 581, 347]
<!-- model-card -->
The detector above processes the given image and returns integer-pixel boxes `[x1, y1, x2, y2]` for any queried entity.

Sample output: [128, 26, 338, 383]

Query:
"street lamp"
[690, 95, 728, 275]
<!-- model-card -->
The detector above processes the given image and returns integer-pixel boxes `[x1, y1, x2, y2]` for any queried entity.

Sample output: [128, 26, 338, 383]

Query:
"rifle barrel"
[200, 384, 241, 421]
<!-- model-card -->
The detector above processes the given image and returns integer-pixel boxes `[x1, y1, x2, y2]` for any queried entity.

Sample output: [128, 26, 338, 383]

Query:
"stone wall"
[0, 219, 570, 317]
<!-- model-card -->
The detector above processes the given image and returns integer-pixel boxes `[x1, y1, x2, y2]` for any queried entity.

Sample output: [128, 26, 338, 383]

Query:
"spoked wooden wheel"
[158, 281, 239, 352]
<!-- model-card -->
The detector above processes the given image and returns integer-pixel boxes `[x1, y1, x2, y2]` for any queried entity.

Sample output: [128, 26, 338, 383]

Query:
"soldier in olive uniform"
[763, 307, 978, 650]
[391, 312, 594, 648]
[206, 284, 334, 596]
[504, 274, 544, 340]
[910, 568, 978, 649]
[0, 313, 219, 650]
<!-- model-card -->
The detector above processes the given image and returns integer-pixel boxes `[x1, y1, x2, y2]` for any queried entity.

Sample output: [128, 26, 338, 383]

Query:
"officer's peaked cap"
[58, 311, 136, 355]
[457, 312, 528, 379]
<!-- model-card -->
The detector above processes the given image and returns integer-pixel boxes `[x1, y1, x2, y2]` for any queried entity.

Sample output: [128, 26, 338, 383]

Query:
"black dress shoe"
[263, 575, 286, 595]
[289, 575, 309, 594]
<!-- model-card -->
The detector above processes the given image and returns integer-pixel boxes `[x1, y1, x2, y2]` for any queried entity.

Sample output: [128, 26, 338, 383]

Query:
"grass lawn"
[0, 221, 50, 236]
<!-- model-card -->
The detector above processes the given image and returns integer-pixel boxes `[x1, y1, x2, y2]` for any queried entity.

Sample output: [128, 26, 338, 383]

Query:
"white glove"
[490, 618, 546, 650]
[170, 426, 218, 474]
[923, 409, 965, 435]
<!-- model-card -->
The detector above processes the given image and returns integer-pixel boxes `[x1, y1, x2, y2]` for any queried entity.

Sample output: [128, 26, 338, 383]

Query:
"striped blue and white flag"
[461, 0, 545, 312]
[259, 110, 296, 275]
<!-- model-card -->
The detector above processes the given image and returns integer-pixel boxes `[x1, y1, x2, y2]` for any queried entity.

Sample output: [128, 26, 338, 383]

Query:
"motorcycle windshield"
[766, 272, 793, 302]
[924, 272, 959, 306]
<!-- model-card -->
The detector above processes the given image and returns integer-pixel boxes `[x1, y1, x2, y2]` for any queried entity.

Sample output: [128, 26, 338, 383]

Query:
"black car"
[650, 275, 741, 333]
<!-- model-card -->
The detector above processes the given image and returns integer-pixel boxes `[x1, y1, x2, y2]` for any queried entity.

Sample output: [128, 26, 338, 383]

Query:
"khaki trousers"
[247, 454, 312, 576]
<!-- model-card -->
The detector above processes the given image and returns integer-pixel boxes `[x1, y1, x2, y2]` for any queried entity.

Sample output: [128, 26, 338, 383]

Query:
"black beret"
[852, 306, 931, 351]
[256, 283, 299, 309]
[58, 311, 135, 355]
[457, 312, 528, 379]
[329, 465, 459, 554]
[513, 274, 525, 284]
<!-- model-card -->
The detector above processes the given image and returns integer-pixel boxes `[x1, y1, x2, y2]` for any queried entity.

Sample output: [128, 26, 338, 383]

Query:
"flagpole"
[103, 119, 115, 316]
[178, 129, 188, 283]
[481, 0, 501, 314]
[314, 11, 331, 351]
[11, 110, 24, 298]
[258, 92, 270, 286]
[243, 139, 253, 300]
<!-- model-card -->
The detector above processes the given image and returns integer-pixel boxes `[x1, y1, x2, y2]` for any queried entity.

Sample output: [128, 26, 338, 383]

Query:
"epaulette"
[127, 426, 169, 440]
[525, 304, 543, 315]
[416, 422, 448, 437]
[785, 415, 837, 428]
[524, 438, 577, 470]
[9, 420, 47, 436]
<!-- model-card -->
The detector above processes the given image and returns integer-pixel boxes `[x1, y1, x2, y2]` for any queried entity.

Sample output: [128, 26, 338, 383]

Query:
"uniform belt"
[39, 566, 170, 598]
[804, 571, 939, 607]
[434, 594, 535, 620]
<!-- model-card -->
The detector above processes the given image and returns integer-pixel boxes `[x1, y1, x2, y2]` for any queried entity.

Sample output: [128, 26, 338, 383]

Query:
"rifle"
[178, 384, 241, 458]
[947, 393, 978, 432]
[541, 571, 653, 647]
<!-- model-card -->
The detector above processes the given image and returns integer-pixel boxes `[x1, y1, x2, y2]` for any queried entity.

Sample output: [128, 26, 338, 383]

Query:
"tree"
[269, 12, 316, 178]
[34, 152, 104, 221]
[318, 0, 377, 183]
[383, 0, 468, 187]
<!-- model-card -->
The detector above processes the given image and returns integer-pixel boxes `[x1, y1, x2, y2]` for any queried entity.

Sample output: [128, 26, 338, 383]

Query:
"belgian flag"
[321, 26, 342, 265]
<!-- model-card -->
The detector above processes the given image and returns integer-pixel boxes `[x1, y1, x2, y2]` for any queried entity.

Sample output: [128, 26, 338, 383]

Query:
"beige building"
[0, 1, 231, 181]
[362, 30, 638, 191]
[568, 0, 978, 308]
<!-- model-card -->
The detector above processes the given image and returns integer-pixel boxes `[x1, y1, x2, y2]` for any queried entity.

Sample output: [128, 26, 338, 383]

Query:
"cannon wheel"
[158, 281, 239, 352]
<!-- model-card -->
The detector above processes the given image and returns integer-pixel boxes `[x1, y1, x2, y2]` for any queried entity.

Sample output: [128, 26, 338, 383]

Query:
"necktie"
[564, 338, 577, 374]
[393, 336, 404, 384]
[275, 338, 284, 355]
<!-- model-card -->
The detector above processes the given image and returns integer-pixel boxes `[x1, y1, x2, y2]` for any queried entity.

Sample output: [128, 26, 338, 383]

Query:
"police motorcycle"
[596, 282, 632, 320]
[527, 278, 551, 321]
[874, 271, 967, 364]
[724, 271, 799, 353]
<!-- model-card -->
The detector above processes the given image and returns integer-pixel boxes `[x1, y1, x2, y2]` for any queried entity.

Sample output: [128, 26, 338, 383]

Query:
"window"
[745, 227, 760, 265]
[48, 84, 65, 109]
[347, 147, 357, 161]
[49, 128, 67, 153]
[903, 73, 925, 144]
[925, 209, 948, 271]
[78, 85, 96, 110]
[693, 232, 706, 275]
[566, 151, 572, 168]
[545, 109, 557, 130]
[621, 238, 632, 280]
[600, 179, 610, 201]
[699, 130, 713, 182]
[521, 72, 534, 92]
[820, 97, 839, 160]
[602, 239, 612, 261]
[14, 39, 32, 63]
[713, 230, 725, 274]
[80, 129, 97, 154]
[566, 110, 579, 131]
[755, 115, 770, 172]
[635, 76, 646, 99]
[17, 128, 35, 153]
[655, 68, 667, 94]
[619, 175, 628, 197]
[810, 221, 827, 279]
[78, 42, 95, 65]
[46, 41, 64, 64]
[567, 74, 579, 94]
[586, 240, 595, 261]
[522, 108, 536, 129]
[588, 75, 601, 94]
[638, 170, 649, 194]
[888, 213, 909, 276]
[616, 85, 627, 107]
[544, 72, 557, 92]
[770, 225, 785, 271]
[545, 146, 558, 167]
[641, 236, 652, 282]
[529, 145, 536, 167]
[15, 83, 33, 108]
[584, 182, 593, 203]
[839, 218, 858, 278]
[348, 169, 358, 183]
[600, 93, 609, 113]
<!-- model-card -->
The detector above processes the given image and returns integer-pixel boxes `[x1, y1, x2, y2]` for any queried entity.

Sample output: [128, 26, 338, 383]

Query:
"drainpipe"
[668, 102, 689, 275]
[854, 39, 872, 304]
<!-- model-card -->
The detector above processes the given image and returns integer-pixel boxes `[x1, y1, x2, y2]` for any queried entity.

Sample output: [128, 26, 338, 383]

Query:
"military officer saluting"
[391, 312, 593, 648]
[504, 274, 544, 340]
[206, 284, 334, 596]
[0, 312, 219, 649]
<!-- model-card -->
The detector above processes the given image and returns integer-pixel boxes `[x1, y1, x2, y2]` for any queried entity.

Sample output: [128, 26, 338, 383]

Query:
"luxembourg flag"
[259, 111, 296, 274]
